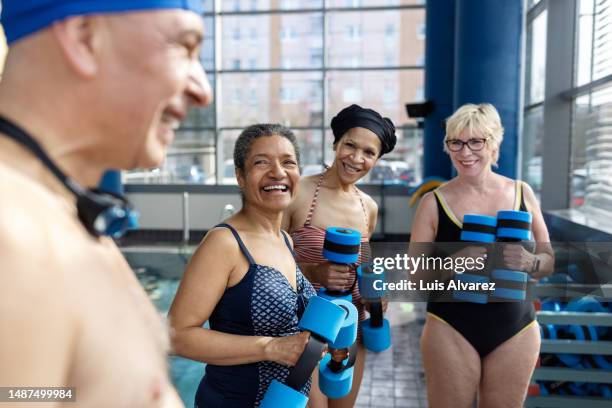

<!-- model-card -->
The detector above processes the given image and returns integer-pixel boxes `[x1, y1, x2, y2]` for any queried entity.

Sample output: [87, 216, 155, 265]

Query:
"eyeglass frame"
[445, 137, 490, 152]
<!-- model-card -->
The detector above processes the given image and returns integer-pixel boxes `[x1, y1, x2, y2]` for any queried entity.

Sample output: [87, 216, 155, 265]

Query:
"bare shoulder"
[200, 226, 241, 254]
[0, 165, 73, 276]
[0, 166, 77, 339]
[435, 179, 455, 196]
[519, 180, 541, 210]
[298, 175, 319, 196]
[410, 191, 438, 240]
[357, 189, 378, 213]
[519, 180, 537, 199]
[190, 226, 241, 268]
[417, 191, 438, 214]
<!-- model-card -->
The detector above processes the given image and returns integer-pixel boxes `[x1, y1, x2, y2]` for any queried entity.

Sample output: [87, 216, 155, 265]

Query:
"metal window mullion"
[527, 0, 548, 23]
[206, 4, 424, 17]
[321, 1, 327, 166]
[218, 65, 422, 74]
[214, 0, 222, 184]
[589, 0, 597, 108]
[524, 101, 545, 111]
[541, 0, 577, 210]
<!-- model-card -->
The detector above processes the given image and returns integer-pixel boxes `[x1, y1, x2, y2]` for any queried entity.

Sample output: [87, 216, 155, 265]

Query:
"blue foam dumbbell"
[318, 299, 359, 399]
[453, 214, 496, 304]
[319, 227, 362, 303]
[260, 296, 348, 408]
[490, 210, 533, 301]
[357, 263, 391, 352]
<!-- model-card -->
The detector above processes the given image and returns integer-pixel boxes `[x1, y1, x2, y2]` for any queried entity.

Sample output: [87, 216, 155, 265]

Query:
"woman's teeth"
[262, 185, 288, 192]
[343, 163, 360, 173]
[460, 160, 477, 166]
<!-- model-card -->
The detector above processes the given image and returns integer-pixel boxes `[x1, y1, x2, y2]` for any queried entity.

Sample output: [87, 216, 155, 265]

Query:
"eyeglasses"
[445, 137, 489, 152]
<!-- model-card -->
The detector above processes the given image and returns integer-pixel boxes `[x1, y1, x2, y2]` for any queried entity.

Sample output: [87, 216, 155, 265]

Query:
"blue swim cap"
[1, 0, 204, 44]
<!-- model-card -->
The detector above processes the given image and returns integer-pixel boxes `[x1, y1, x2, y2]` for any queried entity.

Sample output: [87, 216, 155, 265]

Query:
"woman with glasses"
[410, 103, 553, 408]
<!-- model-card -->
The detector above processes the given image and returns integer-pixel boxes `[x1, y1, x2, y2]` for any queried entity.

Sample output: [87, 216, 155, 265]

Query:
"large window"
[125, 0, 425, 185]
[522, 1, 547, 198]
[570, 0, 612, 213]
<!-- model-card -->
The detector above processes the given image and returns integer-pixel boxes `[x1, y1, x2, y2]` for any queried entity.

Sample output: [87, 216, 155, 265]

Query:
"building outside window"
[124, 0, 425, 185]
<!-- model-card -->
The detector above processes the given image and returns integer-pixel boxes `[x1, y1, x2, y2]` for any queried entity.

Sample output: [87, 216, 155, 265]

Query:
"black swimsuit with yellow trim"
[426, 181, 536, 358]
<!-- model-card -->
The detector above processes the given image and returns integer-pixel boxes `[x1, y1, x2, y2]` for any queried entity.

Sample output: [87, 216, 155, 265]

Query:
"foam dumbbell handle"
[328, 342, 359, 374]
[319, 342, 358, 398]
[284, 335, 327, 391]
[368, 301, 384, 328]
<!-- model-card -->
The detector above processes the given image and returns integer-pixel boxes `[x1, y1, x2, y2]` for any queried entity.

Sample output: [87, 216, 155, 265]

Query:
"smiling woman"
[168, 123, 317, 407]
[410, 103, 554, 408]
[283, 104, 397, 408]
[233, 124, 300, 206]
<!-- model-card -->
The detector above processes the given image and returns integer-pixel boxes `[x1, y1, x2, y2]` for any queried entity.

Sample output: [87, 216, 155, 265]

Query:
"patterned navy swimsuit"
[194, 223, 316, 408]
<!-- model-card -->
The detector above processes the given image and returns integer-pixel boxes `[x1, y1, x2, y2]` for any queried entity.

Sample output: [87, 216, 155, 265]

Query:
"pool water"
[135, 268, 204, 407]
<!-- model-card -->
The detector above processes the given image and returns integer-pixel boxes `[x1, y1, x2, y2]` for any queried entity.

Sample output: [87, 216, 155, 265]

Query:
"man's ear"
[52, 15, 102, 78]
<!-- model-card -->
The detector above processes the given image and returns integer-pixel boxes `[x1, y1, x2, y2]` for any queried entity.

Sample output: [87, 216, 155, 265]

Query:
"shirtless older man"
[0, 1, 211, 406]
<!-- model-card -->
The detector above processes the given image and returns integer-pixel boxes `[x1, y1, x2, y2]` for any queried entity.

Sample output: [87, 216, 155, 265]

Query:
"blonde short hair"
[443, 103, 504, 167]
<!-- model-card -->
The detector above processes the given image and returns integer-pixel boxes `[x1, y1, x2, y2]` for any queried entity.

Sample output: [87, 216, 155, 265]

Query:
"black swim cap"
[330, 104, 396, 156]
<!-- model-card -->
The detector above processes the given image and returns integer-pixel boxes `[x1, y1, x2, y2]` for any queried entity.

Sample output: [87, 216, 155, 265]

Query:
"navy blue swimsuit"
[195, 223, 316, 408]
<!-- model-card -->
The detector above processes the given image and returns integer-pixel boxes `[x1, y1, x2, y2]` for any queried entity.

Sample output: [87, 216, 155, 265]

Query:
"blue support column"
[454, 0, 524, 178]
[424, 0, 455, 180]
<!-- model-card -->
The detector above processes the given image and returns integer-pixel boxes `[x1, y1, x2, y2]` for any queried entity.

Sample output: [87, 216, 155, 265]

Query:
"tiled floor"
[356, 302, 428, 408]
